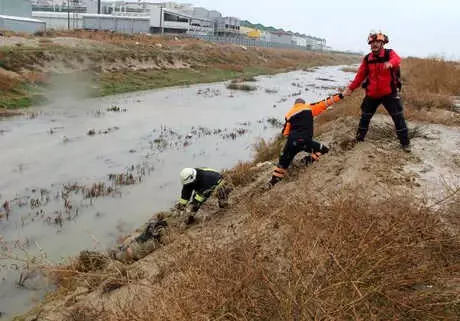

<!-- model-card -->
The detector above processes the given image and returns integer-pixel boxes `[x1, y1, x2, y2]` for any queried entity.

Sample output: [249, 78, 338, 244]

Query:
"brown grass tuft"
[341, 66, 359, 73]
[223, 161, 259, 187]
[252, 134, 285, 164]
[63, 305, 103, 321]
[401, 58, 460, 123]
[226, 83, 257, 91]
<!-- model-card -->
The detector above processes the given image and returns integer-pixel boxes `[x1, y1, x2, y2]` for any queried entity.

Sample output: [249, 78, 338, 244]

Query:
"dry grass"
[47, 251, 133, 294]
[403, 57, 460, 95]
[253, 134, 286, 164]
[341, 66, 359, 73]
[223, 161, 260, 187]
[240, 189, 460, 321]
[66, 188, 459, 321]
[0, 70, 20, 91]
[401, 58, 460, 123]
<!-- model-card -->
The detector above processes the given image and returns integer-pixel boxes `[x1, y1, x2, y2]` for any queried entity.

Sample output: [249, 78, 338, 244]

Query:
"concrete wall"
[292, 35, 307, 47]
[83, 14, 149, 34]
[149, 7, 190, 32]
[32, 11, 82, 30]
[0, 0, 32, 17]
[215, 16, 240, 34]
[0, 15, 45, 33]
[270, 32, 293, 45]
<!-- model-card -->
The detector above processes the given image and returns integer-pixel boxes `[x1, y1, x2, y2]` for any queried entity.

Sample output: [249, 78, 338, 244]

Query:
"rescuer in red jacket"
[343, 32, 411, 152]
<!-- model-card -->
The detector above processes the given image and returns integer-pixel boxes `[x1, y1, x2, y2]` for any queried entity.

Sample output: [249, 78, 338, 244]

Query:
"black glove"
[174, 203, 186, 211]
[191, 202, 201, 213]
[319, 144, 329, 154]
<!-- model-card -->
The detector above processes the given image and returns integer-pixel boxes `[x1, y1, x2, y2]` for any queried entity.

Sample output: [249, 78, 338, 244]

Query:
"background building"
[0, 0, 45, 33]
[0, 0, 32, 17]
[215, 16, 240, 36]
[28, 1, 328, 49]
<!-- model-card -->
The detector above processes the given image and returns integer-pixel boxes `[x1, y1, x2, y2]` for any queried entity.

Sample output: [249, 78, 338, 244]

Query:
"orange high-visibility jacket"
[282, 94, 342, 139]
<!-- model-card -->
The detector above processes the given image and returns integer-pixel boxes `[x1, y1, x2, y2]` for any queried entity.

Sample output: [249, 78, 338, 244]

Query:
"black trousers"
[357, 94, 410, 146]
[278, 137, 328, 169]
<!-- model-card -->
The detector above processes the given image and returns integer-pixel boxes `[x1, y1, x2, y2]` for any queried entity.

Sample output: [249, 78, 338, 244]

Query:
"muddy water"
[0, 66, 353, 319]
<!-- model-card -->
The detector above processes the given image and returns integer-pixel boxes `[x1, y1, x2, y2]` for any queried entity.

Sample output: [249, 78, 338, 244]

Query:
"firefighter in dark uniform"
[343, 32, 411, 152]
[268, 94, 343, 186]
[175, 167, 231, 223]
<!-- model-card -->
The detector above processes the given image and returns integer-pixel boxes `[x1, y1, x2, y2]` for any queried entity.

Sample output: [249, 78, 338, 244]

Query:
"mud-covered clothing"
[356, 94, 409, 146]
[179, 168, 230, 212]
[110, 217, 168, 263]
[349, 48, 402, 98]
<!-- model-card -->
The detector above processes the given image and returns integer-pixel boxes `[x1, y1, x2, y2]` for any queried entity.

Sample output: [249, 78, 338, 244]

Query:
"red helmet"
[367, 32, 389, 44]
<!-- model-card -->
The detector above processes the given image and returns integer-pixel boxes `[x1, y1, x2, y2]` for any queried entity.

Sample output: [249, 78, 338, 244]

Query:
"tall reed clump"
[403, 58, 460, 112]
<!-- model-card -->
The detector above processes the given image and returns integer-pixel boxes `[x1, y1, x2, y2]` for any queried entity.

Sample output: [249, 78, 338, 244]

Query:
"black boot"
[268, 175, 282, 186]
[303, 155, 314, 166]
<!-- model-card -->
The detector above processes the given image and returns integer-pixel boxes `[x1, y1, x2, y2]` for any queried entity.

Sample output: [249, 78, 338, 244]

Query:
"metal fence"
[178, 33, 361, 56]
[185, 33, 317, 51]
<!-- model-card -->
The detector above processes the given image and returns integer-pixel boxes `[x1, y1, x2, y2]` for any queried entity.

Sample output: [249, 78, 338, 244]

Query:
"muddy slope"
[20, 114, 460, 321]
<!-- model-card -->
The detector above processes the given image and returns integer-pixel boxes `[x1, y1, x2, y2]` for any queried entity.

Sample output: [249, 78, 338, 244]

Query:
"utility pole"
[67, 0, 70, 30]
[160, 4, 164, 34]
[98, 0, 101, 14]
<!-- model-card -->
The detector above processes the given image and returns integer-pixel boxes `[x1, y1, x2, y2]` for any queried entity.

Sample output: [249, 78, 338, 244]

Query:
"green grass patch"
[0, 93, 47, 109]
[98, 67, 272, 97]
[226, 83, 257, 91]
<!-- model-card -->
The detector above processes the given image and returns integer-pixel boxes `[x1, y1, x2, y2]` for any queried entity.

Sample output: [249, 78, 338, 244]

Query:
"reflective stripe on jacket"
[180, 168, 222, 205]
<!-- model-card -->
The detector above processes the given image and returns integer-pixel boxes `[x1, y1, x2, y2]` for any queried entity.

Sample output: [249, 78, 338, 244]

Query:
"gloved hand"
[191, 202, 201, 213]
[342, 88, 352, 97]
[174, 202, 186, 211]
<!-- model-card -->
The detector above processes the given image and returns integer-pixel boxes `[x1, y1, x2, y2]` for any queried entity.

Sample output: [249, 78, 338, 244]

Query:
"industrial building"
[0, 14, 45, 33]
[83, 13, 149, 33]
[32, 11, 82, 29]
[215, 16, 240, 36]
[0, 0, 32, 17]
[0, 0, 45, 33]
[149, 6, 213, 34]
[28, 1, 328, 49]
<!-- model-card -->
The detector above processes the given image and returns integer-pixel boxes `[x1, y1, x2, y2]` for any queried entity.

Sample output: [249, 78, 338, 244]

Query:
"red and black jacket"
[348, 48, 402, 98]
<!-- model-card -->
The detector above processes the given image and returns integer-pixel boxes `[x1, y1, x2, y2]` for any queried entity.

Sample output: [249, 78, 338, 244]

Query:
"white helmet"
[180, 168, 197, 185]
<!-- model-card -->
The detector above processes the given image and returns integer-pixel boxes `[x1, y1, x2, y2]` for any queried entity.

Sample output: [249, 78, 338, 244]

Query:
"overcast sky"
[180, 0, 459, 60]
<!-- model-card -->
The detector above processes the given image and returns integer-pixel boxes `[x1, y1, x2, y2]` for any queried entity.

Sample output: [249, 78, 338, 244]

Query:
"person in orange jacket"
[268, 93, 343, 186]
[343, 32, 411, 152]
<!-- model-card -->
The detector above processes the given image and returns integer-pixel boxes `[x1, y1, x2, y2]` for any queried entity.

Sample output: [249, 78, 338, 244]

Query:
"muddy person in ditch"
[343, 32, 411, 152]
[174, 167, 232, 224]
[267, 94, 344, 188]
